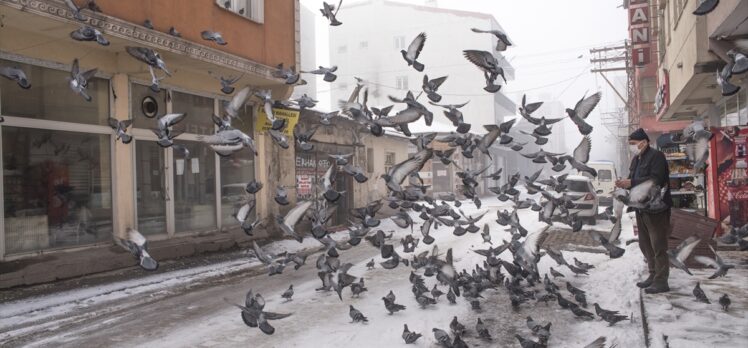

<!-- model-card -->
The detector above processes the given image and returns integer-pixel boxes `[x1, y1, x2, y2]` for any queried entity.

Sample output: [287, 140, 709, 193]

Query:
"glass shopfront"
[1, 58, 113, 255]
[132, 83, 255, 236]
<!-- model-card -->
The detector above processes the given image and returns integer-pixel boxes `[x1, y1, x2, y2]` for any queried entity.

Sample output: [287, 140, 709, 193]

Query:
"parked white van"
[583, 161, 618, 206]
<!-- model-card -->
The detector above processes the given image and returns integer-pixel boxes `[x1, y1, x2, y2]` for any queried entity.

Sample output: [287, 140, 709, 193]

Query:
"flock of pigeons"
[0, 1, 743, 347]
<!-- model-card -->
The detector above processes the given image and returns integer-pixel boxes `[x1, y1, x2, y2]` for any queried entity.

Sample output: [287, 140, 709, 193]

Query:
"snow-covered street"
[1, 197, 747, 348]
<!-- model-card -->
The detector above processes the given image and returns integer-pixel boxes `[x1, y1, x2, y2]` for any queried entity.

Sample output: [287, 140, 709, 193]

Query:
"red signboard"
[629, 0, 651, 66]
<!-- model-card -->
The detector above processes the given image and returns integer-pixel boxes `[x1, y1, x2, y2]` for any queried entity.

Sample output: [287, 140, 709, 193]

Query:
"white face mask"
[629, 143, 641, 155]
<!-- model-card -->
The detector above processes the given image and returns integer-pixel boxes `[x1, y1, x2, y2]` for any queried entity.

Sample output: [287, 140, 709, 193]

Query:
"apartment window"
[216, 0, 264, 23]
[394, 36, 406, 50]
[395, 76, 409, 90]
[0, 58, 113, 255]
[367, 148, 374, 173]
[360, 41, 369, 49]
[0, 59, 109, 126]
[385, 152, 396, 174]
[338, 45, 348, 54]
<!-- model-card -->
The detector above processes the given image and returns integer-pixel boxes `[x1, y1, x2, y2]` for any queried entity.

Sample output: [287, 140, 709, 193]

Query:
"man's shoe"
[636, 276, 654, 288]
[644, 283, 670, 294]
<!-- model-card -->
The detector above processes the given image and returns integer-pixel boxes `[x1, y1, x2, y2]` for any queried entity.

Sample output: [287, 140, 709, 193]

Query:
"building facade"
[327, 0, 516, 130]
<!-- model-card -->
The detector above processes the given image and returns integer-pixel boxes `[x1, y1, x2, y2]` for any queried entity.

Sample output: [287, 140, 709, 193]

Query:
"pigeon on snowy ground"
[667, 236, 701, 275]
[476, 318, 492, 340]
[67, 59, 97, 102]
[692, 282, 710, 303]
[719, 294, 731, 311]
[382, 296, 406, 314]
[599, 311, 629, 326]
[583, 336, 608, 348]
[351, 278, 368, 297]
[114, 228, 158, 271]
[281, 285, 294, 302]
[549, 267, 565, 278]
[515, 333, 545, 348]
[447, 287, 457, 304]
[566, 92, 601, 135]
[570, 305, 595, 320]
[450, 316, 466, 336]
[470, 27, 512, 51]
[320, 1, 342, 26]
[693, 0, 719, 15]
[366, 259, 375, 269]
[225, 290, 292, 335]
[70, 26, 110, 46]
[695, 245, 735, 279]
[402, 324, 422, 344]
[401, 33, 427, 72]
[432, 328, 452, 347]
[349, 305, 368, 323]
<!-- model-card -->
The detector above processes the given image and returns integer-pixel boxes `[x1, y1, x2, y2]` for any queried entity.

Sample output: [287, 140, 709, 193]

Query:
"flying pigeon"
[0, 66, 31, 89]
[566, 92, 601, 135]
[64, 0, 86, 21]
[201, 30, 227, 45]
[401, 33, 427, 72]
[692, 0, 719, 15]
[667, 236, 701, 275]
[302, 65, 338, 82]
[422, 75, 448, 102]
[114, 228, 158, 271]
[70, 26, 110, 46]
[67, 58, 97, 102]
[463, 50, 506, 92]
[320, 1, 342, 26]
[108, 118, 133, 144]
[272, 63, 302, 85]
[225, 290, 292, 335]
[470, 27, 512, 51]
[694, 244, 735, 279]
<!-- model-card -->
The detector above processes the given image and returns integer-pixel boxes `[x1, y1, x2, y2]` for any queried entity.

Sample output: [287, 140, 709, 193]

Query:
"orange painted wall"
[87, 0, 296, 67]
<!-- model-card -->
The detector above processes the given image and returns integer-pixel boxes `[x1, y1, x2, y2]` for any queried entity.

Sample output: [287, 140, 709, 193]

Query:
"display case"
[660, 143, 707, 215]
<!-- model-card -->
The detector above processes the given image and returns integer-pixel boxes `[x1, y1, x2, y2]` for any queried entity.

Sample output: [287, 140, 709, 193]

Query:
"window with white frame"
[394, 36, 405, 50]
[395, 76, 408, 90]
[216, 0, 264, 23]
[0, 58, 113, 255]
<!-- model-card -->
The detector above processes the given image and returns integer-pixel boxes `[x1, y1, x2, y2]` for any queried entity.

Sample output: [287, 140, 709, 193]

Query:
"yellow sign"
[256, 107, 300, 137]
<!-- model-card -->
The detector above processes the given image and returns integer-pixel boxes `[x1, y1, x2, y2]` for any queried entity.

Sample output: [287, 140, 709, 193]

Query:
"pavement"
[1, 199, 746, 348]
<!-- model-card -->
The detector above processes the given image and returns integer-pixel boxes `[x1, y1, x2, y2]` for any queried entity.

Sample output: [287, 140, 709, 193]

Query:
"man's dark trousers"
[636, 209, 671, 284]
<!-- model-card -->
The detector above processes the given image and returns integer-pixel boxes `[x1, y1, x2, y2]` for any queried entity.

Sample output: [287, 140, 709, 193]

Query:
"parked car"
[544, 175, 599, 225]
[582, 160, 617, 206]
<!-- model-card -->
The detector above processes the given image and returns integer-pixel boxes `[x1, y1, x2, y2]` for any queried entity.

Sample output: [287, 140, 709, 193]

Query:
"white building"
[328, 0, 516, 130]
[291, 4, 318, 100]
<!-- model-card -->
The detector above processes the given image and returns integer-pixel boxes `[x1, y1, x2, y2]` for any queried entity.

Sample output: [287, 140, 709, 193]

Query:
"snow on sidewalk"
[643, 250, 748, 348]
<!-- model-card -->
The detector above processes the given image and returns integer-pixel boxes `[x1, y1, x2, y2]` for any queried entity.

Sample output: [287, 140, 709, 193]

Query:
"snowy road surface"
[1, 196, 742, 348]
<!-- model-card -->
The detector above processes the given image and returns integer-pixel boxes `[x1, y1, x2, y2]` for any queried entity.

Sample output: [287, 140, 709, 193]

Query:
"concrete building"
[0, 0, 410, 289]
[290, 4, 317, 100]
[327, 0, 516, 129]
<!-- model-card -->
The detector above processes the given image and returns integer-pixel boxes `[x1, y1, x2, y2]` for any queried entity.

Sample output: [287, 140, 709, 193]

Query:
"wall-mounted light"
[142, 96, 158, 118]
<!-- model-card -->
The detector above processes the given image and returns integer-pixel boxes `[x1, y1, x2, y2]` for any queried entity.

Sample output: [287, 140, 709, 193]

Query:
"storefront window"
[135, 140, 166, 235]
[131, 83, 167, 129]
[3, 127, 112, 254]
[172, 91, 215, 136]
[0, 58, 109, 126]
[219, 103, 255, 227]
[173, 141, 216, 233]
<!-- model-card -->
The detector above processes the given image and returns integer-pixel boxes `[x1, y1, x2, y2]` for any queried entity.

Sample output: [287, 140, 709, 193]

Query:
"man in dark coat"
[615, 128, 673, 294]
